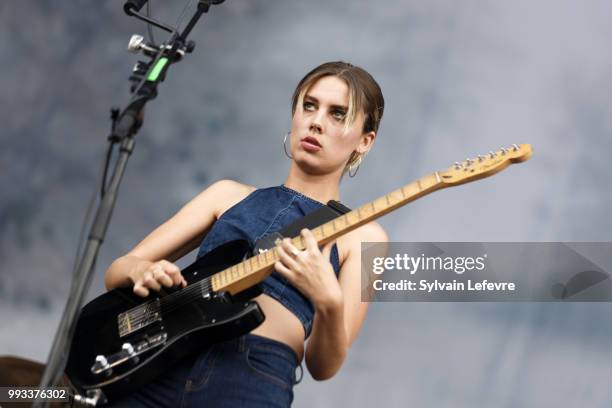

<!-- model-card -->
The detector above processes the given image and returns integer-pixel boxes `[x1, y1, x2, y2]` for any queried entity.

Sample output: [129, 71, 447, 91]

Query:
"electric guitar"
[65, 144, 532, 403]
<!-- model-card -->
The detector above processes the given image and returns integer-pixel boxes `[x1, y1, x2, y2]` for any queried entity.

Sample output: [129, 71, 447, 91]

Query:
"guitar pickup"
[117, 299, 162, 338]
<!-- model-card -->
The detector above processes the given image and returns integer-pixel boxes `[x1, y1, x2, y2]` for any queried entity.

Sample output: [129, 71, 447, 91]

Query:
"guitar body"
[65, 240, 265, 402]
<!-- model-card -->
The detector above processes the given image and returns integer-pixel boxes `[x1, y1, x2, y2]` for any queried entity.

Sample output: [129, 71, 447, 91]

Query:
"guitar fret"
[347, 212, 356, 225]
[272, 247, 278, 262]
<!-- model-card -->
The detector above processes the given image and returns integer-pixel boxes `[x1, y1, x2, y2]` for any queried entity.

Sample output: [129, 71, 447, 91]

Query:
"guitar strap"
[252, 200, 352, 255]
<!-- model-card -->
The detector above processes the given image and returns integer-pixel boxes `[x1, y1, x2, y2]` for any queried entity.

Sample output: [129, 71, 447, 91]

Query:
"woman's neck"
[283, 166, 342, 204]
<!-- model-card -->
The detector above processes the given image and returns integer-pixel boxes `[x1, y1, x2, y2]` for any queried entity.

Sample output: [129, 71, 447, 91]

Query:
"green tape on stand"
[147, 57, 169, 81]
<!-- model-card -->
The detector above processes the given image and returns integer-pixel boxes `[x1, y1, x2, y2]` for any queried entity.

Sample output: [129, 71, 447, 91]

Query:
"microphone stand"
[34, 1, 225, 406]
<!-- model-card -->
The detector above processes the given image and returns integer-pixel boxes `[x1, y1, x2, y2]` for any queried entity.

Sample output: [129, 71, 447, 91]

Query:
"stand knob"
[128, 35, 145, 53]
[127, 34, 159, 54]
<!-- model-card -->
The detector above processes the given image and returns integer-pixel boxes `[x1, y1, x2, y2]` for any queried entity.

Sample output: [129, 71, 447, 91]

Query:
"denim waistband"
[212, 333, 299, 365]
[208, 333, 303, 385]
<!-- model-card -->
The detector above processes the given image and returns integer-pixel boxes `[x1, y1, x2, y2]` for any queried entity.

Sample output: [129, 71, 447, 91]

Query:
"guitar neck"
[211, 172, 444, 295]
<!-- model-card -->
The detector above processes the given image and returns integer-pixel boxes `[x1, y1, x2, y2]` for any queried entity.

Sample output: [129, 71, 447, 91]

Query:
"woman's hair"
[291, 61, 385, 170]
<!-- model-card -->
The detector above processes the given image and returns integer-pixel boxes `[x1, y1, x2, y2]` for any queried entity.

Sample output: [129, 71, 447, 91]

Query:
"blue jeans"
[105, 334, 303, 407]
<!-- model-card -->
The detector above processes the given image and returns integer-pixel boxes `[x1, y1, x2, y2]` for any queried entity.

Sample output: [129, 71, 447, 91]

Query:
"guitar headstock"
[438, 143, 532, 186]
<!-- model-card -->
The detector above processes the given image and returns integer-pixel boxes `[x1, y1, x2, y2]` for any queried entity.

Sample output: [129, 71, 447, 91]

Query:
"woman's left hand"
[274, 228, 343, 310]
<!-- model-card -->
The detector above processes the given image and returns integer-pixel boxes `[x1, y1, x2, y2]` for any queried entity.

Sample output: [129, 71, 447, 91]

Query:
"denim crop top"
[195, 184, 341, 339]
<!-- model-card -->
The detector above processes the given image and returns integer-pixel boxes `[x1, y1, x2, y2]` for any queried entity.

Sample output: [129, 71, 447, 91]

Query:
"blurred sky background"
[1, 1, 612, 407]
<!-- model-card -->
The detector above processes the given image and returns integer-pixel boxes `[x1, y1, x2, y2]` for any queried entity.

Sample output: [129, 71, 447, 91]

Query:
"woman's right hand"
[129, 260, 188, 297]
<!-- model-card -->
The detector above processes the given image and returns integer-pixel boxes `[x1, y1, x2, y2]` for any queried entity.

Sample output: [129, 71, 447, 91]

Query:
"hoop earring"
[283, 132, 293, 159]
[348, 154, 362, 178]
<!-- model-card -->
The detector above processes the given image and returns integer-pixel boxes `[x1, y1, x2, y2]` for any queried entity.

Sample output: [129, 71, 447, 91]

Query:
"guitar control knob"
[122, 343, 135, 356]
[95, 355, 109, 369]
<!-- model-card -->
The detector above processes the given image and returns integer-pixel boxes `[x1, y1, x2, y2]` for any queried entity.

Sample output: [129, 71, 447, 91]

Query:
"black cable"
[175, 0, 196, 32]
[71, 141, 116, 277]
[146, 0, 156, 45]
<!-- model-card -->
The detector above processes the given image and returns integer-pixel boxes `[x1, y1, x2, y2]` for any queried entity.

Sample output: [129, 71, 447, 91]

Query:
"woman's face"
[289, 75, 375, 175]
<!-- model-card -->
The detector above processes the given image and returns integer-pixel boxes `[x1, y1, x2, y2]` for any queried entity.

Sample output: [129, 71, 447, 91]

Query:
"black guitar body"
[65, 240, 265, 403]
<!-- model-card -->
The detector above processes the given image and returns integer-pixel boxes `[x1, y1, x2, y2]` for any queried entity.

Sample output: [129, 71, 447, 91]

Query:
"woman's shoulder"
[345, 221, 388, 247]
[357, 221, 388, 242]
[208, 179, 257, 197]
[337, 220, 388, 265]
[204, 179, 257, 219]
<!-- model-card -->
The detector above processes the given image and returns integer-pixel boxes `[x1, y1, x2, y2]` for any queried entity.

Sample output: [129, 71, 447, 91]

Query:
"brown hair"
[291, 61, 385, 169]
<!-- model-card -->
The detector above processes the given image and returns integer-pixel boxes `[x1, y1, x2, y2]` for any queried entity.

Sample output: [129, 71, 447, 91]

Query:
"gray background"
[1, 1, 611, 407]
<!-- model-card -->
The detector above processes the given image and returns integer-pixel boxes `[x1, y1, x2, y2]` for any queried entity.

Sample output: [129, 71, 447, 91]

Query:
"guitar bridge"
[117, 299, 162, 338]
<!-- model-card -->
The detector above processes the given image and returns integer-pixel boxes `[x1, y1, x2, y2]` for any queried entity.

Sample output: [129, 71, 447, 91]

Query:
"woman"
[104, 61, 388, 407]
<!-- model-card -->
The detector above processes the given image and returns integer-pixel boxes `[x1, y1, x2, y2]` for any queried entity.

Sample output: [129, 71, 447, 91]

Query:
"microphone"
[124, 0, 149, 16]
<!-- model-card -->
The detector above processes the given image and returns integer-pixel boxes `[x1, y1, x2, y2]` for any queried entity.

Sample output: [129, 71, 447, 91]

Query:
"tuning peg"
[500, 147, 507, 155]
[465, 158, 473, 166]
[489, 151, 496, 158]
[477, 155, 485, 162]
[512, 144, 519, 151]
[454, 162, 462, 170]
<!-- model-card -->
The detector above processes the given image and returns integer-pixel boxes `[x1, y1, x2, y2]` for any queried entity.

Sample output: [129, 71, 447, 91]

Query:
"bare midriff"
[249, 294, 306, 362]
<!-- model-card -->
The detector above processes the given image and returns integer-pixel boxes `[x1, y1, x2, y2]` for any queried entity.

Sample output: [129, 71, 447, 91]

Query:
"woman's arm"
[104, 179, 251, 294]
[305, 222, 388, 380]
[275, 222, 389, 380]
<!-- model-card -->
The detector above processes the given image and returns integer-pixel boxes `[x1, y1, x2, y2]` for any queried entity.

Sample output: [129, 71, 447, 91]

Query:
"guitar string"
[124, 279, 213, 329]
[124, 228, 338, 327]
[123, 222, 351, 327]
[124, 251, 280, 327]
